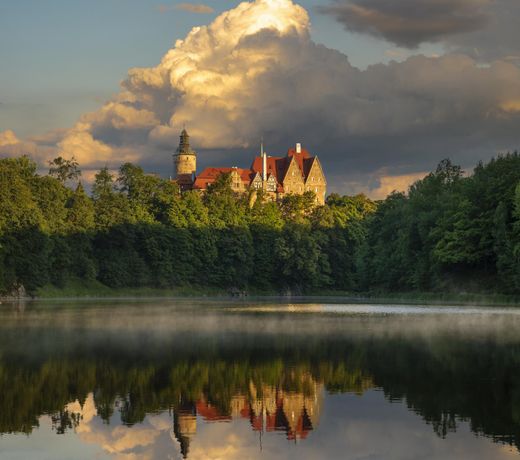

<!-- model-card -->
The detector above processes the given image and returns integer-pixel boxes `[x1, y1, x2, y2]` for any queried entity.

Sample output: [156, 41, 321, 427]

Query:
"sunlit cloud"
[370, 171, 428, 199]
[0, 129, 20, 146]
[331, 169, 428, 199]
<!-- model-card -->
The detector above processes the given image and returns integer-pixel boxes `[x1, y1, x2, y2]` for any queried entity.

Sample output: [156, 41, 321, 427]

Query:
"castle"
[173, 129, 327, 205]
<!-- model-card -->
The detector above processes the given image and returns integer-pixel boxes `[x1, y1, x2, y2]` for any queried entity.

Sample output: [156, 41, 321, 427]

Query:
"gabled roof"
[281, 155, 305, 183]
[287, 147, 311, 175]
[303, 157, 315, 178]
[193, 167, 253, 189]
[251, 156, 286, 183]
[192, 145, 321, 193]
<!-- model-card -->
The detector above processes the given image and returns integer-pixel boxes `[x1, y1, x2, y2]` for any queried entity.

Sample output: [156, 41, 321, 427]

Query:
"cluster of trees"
[0, 155, 374, 294]
[1, 152, 520, 295]
[360, 156, 520, 293]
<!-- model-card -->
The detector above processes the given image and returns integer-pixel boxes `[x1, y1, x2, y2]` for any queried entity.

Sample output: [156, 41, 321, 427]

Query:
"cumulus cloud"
[0, 129, 56, 164]
[4, 0, 520, 197]
[0, 129, 20, 146]
[317, 0, 492, 48]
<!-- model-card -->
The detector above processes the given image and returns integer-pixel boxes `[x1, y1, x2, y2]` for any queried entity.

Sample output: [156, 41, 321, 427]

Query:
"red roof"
[250, 155, 289, 189]
[193, 146, 317, 191]
[195, 400, 231, 422]
[193, 167, 252, 190]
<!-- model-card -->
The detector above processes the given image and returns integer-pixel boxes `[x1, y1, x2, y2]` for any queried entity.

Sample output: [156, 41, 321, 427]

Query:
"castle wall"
[230, 169, 248, 193]
[282, 158, 305, 195]
[175, 154, 196, 177]
[304, 159, 327, 205]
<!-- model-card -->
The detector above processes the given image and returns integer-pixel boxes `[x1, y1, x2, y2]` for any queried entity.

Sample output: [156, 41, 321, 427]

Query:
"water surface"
[1, 299, 519, 459]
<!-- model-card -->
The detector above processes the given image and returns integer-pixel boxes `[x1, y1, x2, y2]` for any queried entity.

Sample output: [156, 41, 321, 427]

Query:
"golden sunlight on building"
[172, 129, 327, 204]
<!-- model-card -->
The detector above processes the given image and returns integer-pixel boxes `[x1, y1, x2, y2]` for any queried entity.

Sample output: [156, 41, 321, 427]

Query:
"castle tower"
[174, 128, 197, 190]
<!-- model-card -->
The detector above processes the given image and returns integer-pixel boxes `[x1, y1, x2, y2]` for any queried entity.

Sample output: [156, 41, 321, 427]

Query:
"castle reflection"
[58, 373, 330, 459]
[172, 375, 324, 457]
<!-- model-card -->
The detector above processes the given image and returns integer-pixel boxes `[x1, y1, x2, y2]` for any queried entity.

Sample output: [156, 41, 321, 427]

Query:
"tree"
[279, 191, 315, 223]
[92, 167, 131, 230]
[48, 156, 81, 184]
[67, 182, 95, 233]
[0, 157, 43, 234]
[204, 173, 247, 228]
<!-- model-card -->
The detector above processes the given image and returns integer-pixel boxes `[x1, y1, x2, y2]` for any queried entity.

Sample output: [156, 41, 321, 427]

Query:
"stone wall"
[175, 154, 196, 176]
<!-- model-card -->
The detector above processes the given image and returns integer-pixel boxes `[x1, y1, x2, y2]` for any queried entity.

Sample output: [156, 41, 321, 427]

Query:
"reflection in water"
[1, 300, 520, 459]
[171, 377, 324, 457]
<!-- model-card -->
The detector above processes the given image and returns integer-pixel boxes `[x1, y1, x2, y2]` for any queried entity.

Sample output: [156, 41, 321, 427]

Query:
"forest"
[1, 152, 520, 296]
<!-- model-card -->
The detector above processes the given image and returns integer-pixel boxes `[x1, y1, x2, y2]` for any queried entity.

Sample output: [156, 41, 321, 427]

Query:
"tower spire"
[173, 127, 197, 190]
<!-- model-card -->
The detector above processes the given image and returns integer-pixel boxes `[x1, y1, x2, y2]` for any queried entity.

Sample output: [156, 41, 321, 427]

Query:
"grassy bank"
[16, 280, 517, 306]
[33, 279, 229, 299]
[0, 277, 516, 306]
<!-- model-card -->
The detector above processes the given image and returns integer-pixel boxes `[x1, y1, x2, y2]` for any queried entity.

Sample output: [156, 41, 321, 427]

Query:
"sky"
[1, 0, 520, 197]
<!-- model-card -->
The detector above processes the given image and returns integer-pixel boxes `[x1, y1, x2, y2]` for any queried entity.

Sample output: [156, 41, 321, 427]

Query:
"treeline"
[360, 156, 520, 293]
[1, 153, 520, 295]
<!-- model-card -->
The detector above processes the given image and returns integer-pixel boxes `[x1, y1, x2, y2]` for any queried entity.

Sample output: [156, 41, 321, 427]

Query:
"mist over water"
[1, 299, 520, 459]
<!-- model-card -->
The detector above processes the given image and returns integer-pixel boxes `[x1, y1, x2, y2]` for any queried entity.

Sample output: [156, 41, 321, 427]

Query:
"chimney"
[261, 141, 267, 182]
[296, 143, 301, 154]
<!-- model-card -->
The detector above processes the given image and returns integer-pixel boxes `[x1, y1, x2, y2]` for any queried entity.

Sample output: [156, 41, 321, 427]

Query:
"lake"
[1, 299, 520, 459]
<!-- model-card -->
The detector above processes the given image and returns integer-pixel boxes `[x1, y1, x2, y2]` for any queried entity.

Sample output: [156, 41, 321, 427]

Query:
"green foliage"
[203, 173, 248, 228]
[362, 153, 520, 293]
[66, 183, 95, 233]
[3, 153, 520, 295]
[279, 191, 315, 222]
[0, 156, 43, 233]
[48, 156, 80, 184]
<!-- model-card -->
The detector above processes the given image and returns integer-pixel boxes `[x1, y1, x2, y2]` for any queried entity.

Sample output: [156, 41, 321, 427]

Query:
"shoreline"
[2, 285, 520, 307]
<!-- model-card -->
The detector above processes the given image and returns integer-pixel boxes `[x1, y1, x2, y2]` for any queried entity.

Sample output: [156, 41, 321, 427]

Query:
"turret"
[173, 128, 197, 190]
